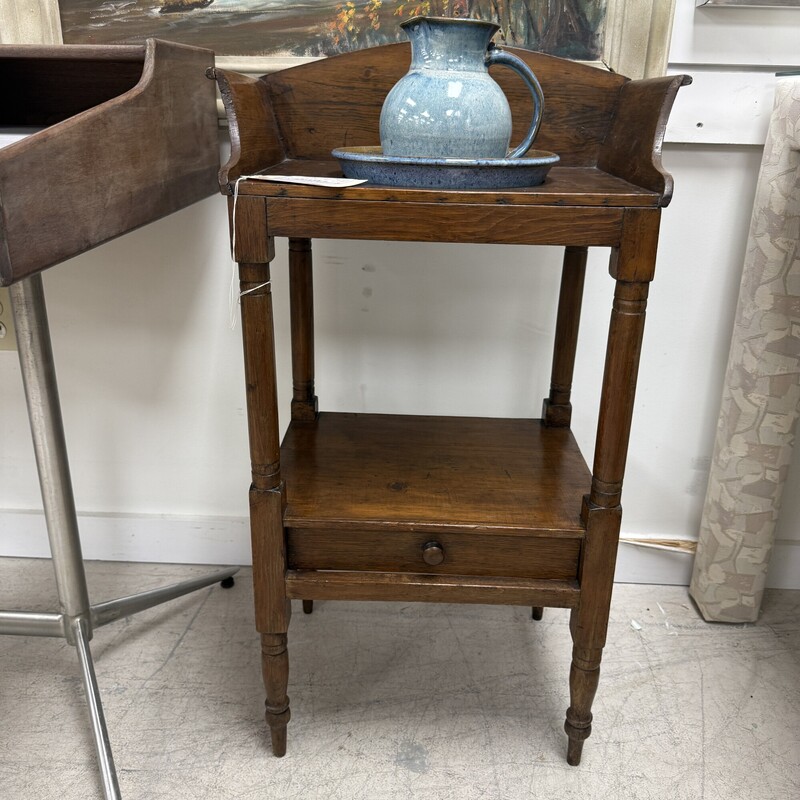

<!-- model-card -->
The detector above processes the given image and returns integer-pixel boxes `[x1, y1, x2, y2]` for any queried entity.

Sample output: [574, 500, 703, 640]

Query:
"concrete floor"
[0, 558, 797, 800]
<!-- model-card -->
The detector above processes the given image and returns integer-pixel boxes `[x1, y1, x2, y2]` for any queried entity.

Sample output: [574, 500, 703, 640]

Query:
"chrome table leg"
[12, 272, 90, 630]
[4, 273, 238, 799]
[74, 617, 121, 800]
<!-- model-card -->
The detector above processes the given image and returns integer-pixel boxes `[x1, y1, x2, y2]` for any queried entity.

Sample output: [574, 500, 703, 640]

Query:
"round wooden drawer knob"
[422, 541, 445, 566]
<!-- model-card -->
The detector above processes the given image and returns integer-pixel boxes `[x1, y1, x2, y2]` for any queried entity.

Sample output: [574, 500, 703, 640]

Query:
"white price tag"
[244, 175, 368, 187]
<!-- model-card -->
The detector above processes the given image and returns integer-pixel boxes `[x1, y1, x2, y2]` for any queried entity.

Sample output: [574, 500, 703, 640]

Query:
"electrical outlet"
[0, 286, 18, 351]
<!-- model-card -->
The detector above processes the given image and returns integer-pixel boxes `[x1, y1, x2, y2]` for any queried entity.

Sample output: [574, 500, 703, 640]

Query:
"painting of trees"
[59, 0, 607, 61]
[324, 0, 606, 60]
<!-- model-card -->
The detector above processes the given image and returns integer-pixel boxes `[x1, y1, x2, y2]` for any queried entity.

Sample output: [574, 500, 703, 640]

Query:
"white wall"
[662, 0, 800, 588]
[1, 1, 798, 586]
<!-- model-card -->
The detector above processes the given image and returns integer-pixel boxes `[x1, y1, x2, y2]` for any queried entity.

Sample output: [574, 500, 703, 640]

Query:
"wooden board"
[0, 39, 219, 286]
[281, 413, 592, 535]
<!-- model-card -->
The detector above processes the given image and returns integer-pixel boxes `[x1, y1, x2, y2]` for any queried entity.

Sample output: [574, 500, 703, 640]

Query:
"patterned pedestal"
[691, 74, 800, 623]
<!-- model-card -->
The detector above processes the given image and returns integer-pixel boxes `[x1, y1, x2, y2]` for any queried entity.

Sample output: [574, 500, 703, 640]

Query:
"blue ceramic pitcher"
[380, 16, 545, 160]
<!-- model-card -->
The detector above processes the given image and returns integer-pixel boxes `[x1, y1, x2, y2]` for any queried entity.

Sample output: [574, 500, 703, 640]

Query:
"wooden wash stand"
[213, 44, 690, 765]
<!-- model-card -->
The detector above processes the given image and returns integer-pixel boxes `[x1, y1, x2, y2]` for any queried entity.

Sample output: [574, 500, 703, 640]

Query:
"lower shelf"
[281, 412, 591, 536]
[280, 412, 590, 586]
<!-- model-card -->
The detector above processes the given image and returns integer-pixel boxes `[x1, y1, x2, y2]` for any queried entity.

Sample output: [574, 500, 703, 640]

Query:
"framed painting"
[0, 0, 676, 78]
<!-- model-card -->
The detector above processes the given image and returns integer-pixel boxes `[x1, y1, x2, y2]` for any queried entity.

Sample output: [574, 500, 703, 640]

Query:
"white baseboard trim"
[615, 540, 694, 586]
[1, 509, 797, 589]
[614, 537, 800, 589]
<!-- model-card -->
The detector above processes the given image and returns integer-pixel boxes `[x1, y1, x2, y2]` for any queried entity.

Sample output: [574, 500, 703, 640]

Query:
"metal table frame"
[1, 273, 238, 799]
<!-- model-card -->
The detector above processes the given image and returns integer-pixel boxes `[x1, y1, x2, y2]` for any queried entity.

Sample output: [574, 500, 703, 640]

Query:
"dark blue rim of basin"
[331, 146, 560, 168]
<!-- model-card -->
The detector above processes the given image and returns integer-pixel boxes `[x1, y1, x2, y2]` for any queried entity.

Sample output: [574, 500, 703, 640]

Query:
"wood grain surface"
[285, 570, 581, 608]
[265, 198, 625, 246]
[0, 39, 219, 286]
[287, 528, 581, 580]
[263, 44, 626, 165]
[281, 413, 591, 534]
[237, 162, 662, 207]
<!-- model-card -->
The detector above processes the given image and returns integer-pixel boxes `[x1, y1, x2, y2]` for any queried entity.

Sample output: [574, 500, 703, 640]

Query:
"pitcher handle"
[485, 47, 545, 159]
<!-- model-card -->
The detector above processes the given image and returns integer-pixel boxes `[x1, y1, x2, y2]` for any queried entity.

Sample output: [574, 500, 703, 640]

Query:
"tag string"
[229, 176, 271, 329]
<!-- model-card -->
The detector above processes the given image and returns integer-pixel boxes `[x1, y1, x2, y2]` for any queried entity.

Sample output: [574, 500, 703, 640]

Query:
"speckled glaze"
[379, 16, 544, 159]
[332, 146, 559, 189]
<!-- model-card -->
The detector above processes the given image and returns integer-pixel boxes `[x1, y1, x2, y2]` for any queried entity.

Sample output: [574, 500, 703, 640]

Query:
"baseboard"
[759, 540, 800, 591]
[615, 536, 800, 589]
[1, 509, 797, 589]
[615, 540, 694, 586]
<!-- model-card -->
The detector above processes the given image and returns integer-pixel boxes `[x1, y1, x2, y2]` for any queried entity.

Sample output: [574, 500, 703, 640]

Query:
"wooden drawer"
[286, 528, 581, 581]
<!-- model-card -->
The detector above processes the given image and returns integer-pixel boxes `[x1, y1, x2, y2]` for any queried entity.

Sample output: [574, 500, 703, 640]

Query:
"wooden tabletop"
[234, 160, 662, 208]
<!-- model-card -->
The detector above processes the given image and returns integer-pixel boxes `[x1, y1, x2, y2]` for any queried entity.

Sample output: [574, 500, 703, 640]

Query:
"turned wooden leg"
[262, 633, 290, 757]
[239, 258, 293, 756]
[562, 215, 659, 765]
[531, 606, 544, 620]
[542, 245, 587, 427]
[289, 238, 318, 421]
[302, 600, 314, 614]
[564, 646, 601, 766]
[563, 502, 619, 766]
